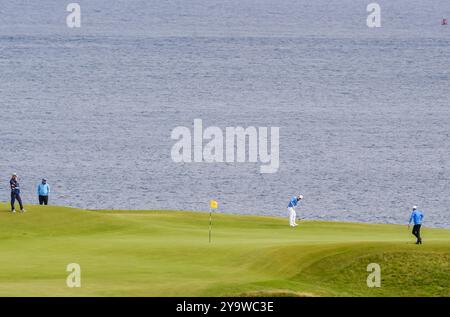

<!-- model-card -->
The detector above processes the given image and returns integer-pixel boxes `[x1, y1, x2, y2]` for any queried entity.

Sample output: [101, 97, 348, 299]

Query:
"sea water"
[0, 0, 449, 227]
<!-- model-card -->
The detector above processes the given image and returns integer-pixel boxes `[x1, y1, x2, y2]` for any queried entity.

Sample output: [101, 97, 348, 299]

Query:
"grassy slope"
[0, 203, 448, 297]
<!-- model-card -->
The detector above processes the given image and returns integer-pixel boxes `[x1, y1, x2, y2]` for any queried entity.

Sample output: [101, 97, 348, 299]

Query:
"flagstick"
[209, 207, 212, 243]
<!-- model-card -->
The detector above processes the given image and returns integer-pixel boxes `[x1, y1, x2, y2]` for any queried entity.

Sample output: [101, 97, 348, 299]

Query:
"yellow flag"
[210, 200, 218, 209]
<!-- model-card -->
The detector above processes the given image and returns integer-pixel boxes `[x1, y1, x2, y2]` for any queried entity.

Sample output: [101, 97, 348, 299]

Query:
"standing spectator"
[37, 178, 50, 205]
[10, 173, 25, 213]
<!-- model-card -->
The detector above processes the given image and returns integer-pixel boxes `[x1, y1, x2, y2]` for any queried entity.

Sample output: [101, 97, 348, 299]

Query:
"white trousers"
[288, 207, 297, 226]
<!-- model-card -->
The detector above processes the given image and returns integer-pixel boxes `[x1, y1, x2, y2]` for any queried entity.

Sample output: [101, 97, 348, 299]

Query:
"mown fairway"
[0, 203, 448, 296]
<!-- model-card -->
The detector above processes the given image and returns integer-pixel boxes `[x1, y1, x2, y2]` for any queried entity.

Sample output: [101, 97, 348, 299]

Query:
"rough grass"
[0, 203, 448, 297]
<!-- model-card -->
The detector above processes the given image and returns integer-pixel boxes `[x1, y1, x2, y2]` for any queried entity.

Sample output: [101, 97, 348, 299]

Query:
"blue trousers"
[11, 192, 23, 211]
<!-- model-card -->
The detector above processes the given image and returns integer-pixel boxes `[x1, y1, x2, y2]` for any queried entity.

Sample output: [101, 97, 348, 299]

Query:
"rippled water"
[1, 1, 449, 228]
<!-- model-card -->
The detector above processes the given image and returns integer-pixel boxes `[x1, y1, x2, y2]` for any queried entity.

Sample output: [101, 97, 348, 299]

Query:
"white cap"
[298, 195, 304, 200]
[12, 173, 17, 176]
[412, 206, 417, 210]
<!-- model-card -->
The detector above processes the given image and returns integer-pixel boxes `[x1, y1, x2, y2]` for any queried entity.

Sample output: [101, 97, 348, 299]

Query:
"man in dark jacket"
[10, 173, 26, 213]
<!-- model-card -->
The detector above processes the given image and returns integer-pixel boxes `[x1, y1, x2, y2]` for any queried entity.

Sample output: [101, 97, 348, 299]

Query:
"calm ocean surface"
[1, 1, 449, 227]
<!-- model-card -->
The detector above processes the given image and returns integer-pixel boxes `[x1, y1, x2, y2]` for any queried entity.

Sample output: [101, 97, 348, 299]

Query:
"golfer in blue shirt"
[408, 206, 424, 244]
[287, 195, 303, 227]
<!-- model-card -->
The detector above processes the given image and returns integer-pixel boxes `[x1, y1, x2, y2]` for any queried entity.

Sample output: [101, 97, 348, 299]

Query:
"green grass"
[0, 203, 449, 297]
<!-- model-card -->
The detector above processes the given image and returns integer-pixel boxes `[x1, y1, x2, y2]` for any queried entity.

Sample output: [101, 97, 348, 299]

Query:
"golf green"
[0, 203, 448, 297]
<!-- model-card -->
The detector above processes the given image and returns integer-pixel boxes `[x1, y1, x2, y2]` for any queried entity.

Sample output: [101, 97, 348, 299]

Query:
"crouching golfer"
[10, 173, 26, 213]
[37, 178, 50, 205]
[287, 195, 303, 227]
[408, 206, 424, 244]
